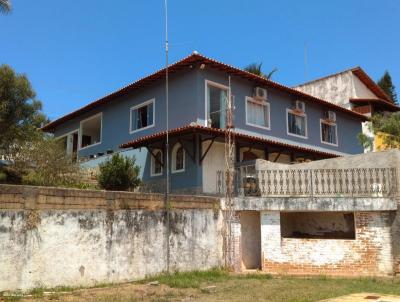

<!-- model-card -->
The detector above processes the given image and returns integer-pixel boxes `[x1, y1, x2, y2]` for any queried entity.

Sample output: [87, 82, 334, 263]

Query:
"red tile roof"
[119, 124, 340, 158]
[42, 53, 367, 132]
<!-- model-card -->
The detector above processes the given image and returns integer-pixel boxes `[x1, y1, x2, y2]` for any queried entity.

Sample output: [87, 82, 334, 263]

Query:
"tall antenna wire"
[304, 42, 309, 81]
[164, 0, 171, 273]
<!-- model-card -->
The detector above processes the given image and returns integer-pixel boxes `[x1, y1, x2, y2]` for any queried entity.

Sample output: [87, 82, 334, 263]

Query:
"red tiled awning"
[119, 124, 340, 158]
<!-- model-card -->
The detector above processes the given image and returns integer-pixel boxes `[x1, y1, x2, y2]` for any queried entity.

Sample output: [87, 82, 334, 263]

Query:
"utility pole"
[164, 0, 171, 273]
[224, 76, 237, 269]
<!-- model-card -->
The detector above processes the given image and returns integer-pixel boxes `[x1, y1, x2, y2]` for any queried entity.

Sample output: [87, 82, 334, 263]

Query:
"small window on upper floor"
[287, 109, 307, 138]
[320, 112, 338, 146]
[80, 113, 102, 149]
[246, 97, 270, 130]
[130, 99, 155, 133]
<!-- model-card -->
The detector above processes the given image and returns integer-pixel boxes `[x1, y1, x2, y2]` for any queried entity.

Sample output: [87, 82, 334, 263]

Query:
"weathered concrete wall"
[0, 185, 223, 291]
[256, 149, 400, 170]
[261, 211, 395, 276]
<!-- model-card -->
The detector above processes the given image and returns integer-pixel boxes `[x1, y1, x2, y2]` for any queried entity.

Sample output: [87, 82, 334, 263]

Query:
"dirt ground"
[3, 273, 400, 302]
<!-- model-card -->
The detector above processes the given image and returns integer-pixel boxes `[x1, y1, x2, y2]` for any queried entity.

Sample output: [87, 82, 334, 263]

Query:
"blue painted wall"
[52, 63, 364, 190]
[196, 68, 364, 155]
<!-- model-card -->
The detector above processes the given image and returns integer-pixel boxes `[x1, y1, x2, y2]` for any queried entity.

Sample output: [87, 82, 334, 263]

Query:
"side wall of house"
[0, 185, 223, 291]
[261, 211, 394, 276]
[197, 68, 364, 155]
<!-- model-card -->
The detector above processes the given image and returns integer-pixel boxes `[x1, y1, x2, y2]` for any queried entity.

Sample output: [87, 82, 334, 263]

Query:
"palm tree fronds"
[244, 62, 278, 80]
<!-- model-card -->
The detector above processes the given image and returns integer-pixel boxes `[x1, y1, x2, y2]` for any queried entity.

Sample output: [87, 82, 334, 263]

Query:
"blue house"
[42, 52, 366, 194]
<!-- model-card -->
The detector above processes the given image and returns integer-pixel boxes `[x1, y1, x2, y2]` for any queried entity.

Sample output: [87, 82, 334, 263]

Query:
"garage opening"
[280, 212, 355, 239]
[240, 211, 261, 270]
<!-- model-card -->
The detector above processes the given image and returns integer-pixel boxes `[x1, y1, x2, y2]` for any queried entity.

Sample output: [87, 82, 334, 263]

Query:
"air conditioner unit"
[293, 100, 305, 112]
[324, 110, 336, 122]
[253, 87, 267, 100]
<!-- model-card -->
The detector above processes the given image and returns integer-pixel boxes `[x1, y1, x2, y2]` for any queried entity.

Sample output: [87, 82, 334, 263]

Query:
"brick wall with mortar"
[261, 211, 395, 276]
[0, 185, 223, 291]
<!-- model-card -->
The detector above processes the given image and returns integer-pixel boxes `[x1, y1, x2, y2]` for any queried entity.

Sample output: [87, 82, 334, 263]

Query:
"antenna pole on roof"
[304, 42, 309, 81]
[164, 0, 171, 273]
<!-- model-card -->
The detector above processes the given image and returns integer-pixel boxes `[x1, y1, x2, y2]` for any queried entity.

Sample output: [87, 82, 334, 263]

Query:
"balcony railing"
[217, 166, 398, 198]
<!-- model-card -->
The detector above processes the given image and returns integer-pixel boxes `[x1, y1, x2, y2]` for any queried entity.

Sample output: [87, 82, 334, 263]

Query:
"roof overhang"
[350, 98, 400, 112]
[351, 68, 393, 102]
[42, 53, 368, 132]
[119, 124, 342, 158]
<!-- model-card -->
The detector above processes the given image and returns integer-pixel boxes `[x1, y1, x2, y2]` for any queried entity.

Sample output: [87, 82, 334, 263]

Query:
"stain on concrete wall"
[0, 186, 223, 291]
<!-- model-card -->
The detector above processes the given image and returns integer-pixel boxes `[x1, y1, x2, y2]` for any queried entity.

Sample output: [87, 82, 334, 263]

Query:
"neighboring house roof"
[349, 98, 400, 111]
[295, 66, 393, 104]
[119, 124, 343, 158]
[42, 52, 367, 132]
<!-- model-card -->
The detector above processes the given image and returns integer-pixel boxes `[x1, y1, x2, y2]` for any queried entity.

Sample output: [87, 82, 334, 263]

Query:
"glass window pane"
[288, 112, 306, 136]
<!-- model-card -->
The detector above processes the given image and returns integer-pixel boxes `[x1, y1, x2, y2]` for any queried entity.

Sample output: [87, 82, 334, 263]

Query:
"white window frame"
[129, 98, 155, 134]
[320, 119, 338, 147]
[57, 129, 79, 159]
[245, 96, 271, 130]
[150, 149, 163, 177]
[78, 112, 103, 150]
[204, 80, 229, 127]
[286, 109, 308, 139]
[171, 143, 185, 173]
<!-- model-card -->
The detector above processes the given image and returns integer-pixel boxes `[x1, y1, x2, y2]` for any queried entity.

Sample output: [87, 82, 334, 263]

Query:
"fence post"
[310, 169, 314, 198]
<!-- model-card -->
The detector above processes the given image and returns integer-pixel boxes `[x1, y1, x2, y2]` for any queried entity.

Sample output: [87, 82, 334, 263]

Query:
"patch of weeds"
[48, 293, 60, 300]
[237, 273, 272, 280]
[2, 295, 23, 302]
[141, 268, 229, 289]
[28, 287, 45, 298]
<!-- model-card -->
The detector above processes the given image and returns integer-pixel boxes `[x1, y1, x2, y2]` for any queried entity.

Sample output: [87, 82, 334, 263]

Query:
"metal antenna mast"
[224, 76, 236, 269]
[164, 0, 171, 273]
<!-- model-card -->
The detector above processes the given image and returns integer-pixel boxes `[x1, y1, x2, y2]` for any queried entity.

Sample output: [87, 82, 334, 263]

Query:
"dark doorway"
[240, 211, 261, 270]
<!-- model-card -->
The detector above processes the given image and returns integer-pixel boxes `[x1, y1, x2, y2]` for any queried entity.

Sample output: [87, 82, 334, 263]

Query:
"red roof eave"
[119, 124, 340, 158]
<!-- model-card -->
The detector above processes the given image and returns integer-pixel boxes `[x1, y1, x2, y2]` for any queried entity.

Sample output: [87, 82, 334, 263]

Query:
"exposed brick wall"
[261, 211, 395, 276]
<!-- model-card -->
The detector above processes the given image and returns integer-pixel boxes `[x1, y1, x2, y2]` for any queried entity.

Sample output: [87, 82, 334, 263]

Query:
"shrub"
[8, 135, 84, 187]
[98, 154, 141, 191]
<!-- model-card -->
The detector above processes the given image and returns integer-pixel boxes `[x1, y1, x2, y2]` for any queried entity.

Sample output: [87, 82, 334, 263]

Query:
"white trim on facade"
[204, 79, 229, 127]
[286, 108, 308, 139]
[129, 98, 156, 134]
[245, 96, 271, 131]
[150, 149, 163, 177]
[78, 112, 103, 150]
[320, 118, 339, 147]
[171, 143, 185, 174]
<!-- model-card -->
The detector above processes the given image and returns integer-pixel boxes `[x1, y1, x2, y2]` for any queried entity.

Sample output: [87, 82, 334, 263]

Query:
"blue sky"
[1, 0, 399, 120]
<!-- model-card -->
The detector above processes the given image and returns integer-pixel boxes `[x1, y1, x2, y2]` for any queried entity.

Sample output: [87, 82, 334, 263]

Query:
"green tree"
[0, 64, 48, 155]
[98, 153, 141, 191]
[358, 112, 400, 150]
[0, 0, 11, 13]
[377, 71, 398, 104]
[244, 63, 278, 80]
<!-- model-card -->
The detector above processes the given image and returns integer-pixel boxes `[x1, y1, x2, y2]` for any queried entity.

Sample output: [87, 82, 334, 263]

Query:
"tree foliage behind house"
[377, 71, 398, 104]
[0, 0, 11, 14]
[358, 112, 400, 150]
[98, 153, 141, 191]
[0, 64, 48, 155]
[244, 63, 278, 80]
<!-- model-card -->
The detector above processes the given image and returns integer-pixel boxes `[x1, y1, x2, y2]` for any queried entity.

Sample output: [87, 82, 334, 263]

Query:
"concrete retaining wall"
[0, 185, 223, 291]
